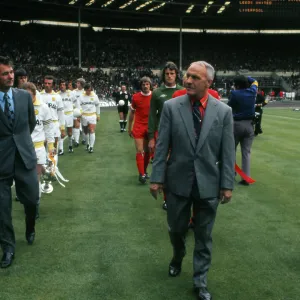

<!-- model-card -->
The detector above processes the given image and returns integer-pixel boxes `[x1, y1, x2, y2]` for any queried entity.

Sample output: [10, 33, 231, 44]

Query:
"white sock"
[38, 182, 41, 204]
[58, 138, 64, 152]
[89, 133, 95, 147]
[86, 133, 90, 146]
[73, 128, 80, 143]
[68, 136, 73, 147]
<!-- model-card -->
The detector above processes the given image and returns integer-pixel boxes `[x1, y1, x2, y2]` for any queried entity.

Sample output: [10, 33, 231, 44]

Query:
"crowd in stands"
[1, 23, 300, 71]
[1, 22, 300, 97]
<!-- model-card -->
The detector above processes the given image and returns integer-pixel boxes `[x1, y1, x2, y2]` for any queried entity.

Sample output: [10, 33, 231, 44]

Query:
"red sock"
[136, 153, 145, 175]
[144, 152, 150, 173]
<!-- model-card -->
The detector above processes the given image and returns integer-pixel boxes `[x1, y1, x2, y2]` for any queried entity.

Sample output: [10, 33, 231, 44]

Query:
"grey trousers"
[234, 120, 254, 177]
[166, 181, 218, 288]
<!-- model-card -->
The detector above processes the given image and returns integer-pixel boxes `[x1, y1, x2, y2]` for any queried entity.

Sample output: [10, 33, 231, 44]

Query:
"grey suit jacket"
[0, 88, 36, 179]
[150, 94, 235, 199]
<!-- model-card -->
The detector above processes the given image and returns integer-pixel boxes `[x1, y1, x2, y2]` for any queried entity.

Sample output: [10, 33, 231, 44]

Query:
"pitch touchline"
[264, 115, 300, 121]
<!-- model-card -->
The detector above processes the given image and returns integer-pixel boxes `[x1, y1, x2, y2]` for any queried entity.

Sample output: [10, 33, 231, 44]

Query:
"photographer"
[228, 76, 258, 186]
[254, 90, 268, 136]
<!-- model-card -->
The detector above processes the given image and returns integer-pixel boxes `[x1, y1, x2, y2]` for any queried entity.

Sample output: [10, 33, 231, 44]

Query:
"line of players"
[14, 71, 100, 217]
[14, 71, 101, 156]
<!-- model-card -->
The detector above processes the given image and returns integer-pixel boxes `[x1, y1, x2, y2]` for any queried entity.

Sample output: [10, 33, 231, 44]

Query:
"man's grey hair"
[192, 61, 215, 81]
[77, 78, 86, 85]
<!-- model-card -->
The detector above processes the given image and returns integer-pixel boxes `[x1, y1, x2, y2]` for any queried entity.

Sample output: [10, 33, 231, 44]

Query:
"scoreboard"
[239, 0, 300, 16]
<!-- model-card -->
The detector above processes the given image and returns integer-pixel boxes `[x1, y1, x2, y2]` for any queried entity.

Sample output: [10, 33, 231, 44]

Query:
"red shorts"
[132, 123, 148, 139]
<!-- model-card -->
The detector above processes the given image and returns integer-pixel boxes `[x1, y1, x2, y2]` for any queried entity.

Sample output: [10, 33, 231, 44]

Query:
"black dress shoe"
[194, 287, 212, 300]
[1, 252, 14, 268]
[168, 258, 182, 277]
[26, 232, 35, 245]
[239, 180, 249, 186]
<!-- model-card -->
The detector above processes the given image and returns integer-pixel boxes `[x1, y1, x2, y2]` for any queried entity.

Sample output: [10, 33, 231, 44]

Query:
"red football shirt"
[172, 88, 220, 100]
[131, 91, 152, 124]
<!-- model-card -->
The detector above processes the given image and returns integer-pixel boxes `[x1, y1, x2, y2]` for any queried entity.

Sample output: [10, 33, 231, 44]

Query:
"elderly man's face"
[184, 63, 211, 98]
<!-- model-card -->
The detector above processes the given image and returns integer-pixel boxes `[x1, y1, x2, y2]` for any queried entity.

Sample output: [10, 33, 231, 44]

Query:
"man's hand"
[61, 130, 66, 139]
[150, 183, 163, 200]
[219, 189, 232, 204]
[128, 130, 133, 138]
[97, 116, 100, 122]
[148, 138, 156, 153]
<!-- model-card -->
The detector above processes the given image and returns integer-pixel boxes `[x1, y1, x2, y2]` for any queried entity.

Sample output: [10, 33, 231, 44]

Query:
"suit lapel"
[196, 96, 219, 152]
[12, 88, 20, 129]
[178, 95, 196, 150]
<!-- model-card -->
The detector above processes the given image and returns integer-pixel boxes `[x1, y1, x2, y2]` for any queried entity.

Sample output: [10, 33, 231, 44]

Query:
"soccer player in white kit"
[58, 79, 77, 154]
[73, 78, 85, 147]
[21, 82, 55, 219]
[40, 75, 65, 162]
[79, 83, 100, 153]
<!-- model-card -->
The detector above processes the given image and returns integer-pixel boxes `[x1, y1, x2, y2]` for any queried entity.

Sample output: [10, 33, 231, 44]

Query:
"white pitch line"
[264, 114, 300, 121]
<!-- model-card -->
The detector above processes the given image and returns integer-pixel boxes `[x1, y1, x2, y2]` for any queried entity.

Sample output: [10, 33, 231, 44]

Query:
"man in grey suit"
[0, 56, 39, 268]
[150, 61, 235, 300]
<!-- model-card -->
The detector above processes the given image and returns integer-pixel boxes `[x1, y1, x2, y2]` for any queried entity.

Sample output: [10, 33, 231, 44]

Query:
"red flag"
[235, 163, 256, 184]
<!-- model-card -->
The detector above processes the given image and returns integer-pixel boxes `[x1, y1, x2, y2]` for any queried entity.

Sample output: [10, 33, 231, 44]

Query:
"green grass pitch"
[1, 107, 300, 300]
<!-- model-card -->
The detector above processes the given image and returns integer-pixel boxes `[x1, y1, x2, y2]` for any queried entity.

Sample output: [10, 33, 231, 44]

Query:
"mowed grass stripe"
[1, 109, 299, 300]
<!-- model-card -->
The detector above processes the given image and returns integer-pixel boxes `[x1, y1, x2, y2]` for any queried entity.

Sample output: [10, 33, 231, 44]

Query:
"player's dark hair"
[139, 76, 152, 89]
[84, 83, 92, 90]
[0, 56, 13, 66]
[44, 75, 55, 82]
[161, 61, 179, 83]
[233, 76, 248, 90]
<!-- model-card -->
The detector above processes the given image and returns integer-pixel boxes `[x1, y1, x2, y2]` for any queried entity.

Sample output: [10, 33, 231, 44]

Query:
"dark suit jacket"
[0, 88, 36, 179]
[150, 94, 235, 199]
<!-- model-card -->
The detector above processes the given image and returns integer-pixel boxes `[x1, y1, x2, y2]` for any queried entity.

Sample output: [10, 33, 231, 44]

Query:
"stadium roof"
[1, 0, 300, 29]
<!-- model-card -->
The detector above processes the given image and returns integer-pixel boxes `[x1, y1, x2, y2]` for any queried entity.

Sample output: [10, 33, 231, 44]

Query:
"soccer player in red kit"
[128, 77, 152, 184]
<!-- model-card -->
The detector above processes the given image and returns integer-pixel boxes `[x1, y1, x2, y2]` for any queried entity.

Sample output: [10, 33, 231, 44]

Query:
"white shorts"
[35, 146, 47, 165]
[82, 115, 96, 126]
[53, 121, 60, 138]
[65, 114, 74, 128]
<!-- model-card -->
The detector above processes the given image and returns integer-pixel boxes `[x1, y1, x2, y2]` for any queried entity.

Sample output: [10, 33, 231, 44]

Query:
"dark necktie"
[3, 93, 14, 124]
[192, 100, 202, 140]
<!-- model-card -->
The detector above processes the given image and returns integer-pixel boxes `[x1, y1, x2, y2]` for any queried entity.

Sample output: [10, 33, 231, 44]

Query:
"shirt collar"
[141, 91, 152, 96]
[0, 88, 13, 100]
[33, 96, 41, 106]
[190, 93, 209, 109]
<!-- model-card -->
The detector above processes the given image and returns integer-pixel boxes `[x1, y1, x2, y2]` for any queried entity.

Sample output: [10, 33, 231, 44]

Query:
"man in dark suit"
[150, 61, 235, 300]
[254, 90, 268, 136]
[0, 56, 39, 268]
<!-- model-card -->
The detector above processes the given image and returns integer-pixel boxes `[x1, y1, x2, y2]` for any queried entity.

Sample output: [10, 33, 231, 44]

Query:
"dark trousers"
[254, 110, 263, 134]
[0, 151, 39, 253]
[166, 180, 218, 288]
